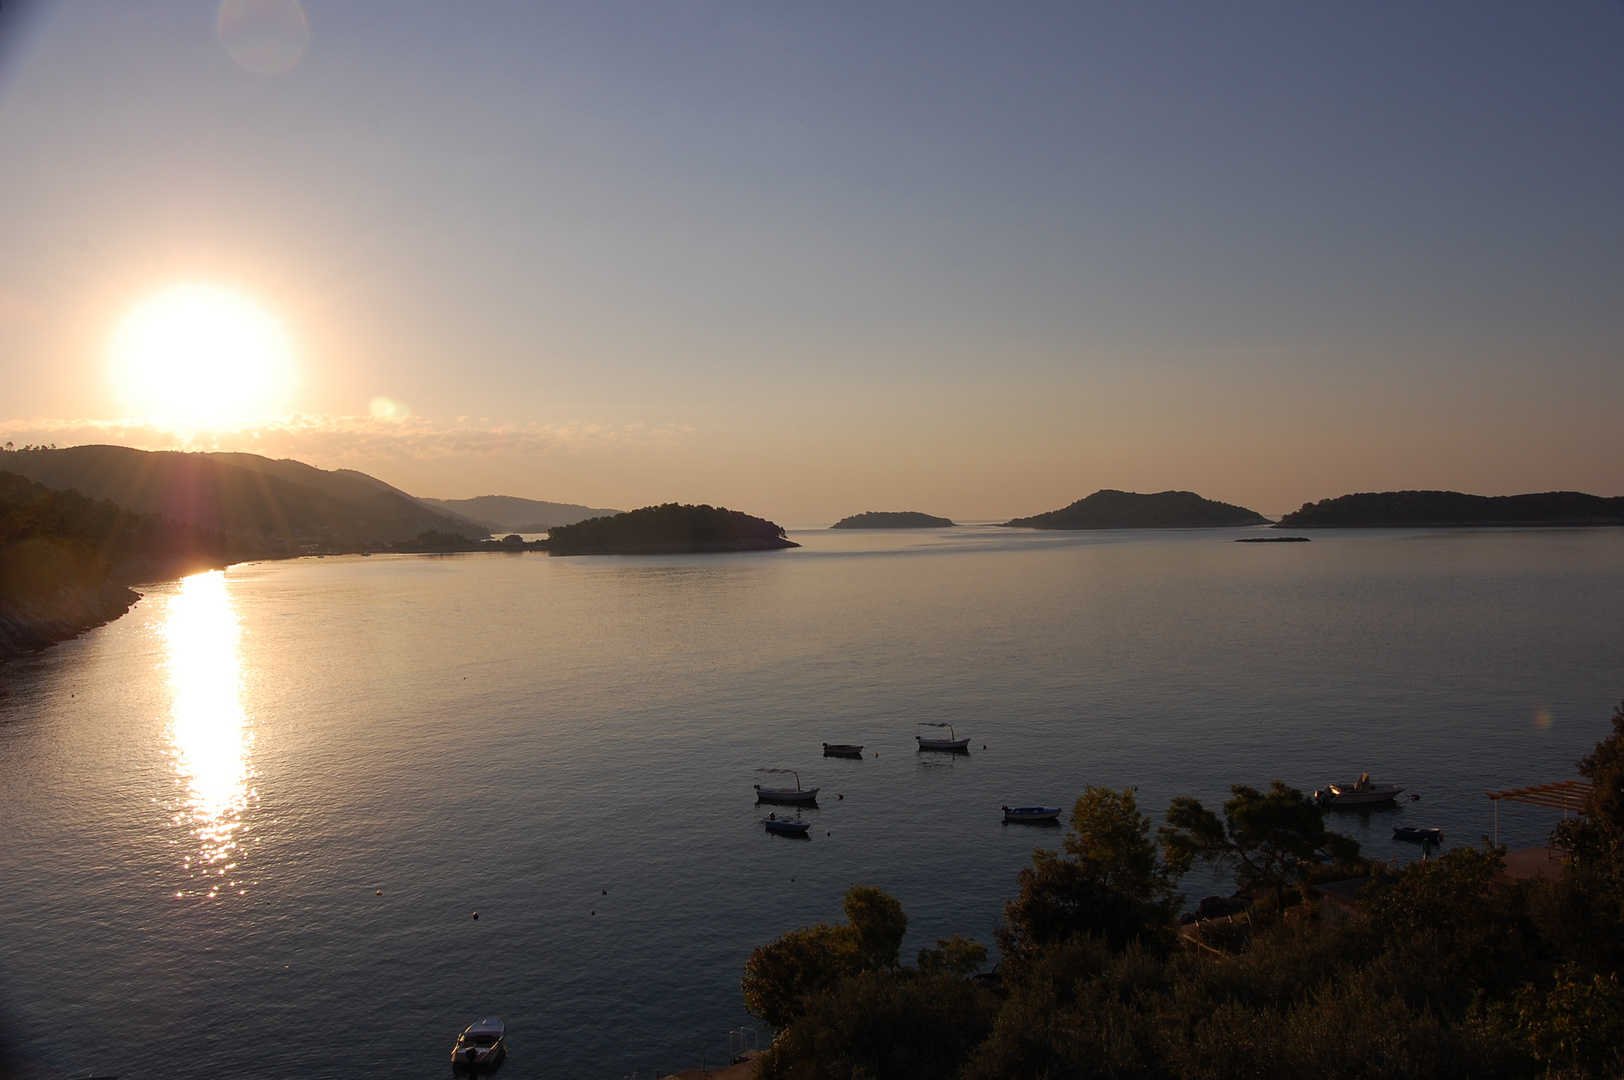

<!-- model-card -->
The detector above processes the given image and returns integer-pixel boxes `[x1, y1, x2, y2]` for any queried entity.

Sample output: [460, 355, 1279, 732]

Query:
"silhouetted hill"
[419, 495, 621, 532]
[831, 511, 955, 529]
[1005, 490, 1268, 529]
[1278, 490, 1624, 528]
[0, 445, 488, 548]
[546, 504, 800, 555]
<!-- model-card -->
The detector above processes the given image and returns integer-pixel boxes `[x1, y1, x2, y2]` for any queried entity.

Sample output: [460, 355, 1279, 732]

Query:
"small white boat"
[452, 1016, 506, 1071]
[916, 723, 970, 752]
[764, 814, 811, 836]
[754, 768, 819, 804]
[1313, 773, 1403, 806]
[823, 742, 864, 757]
[1002, 805, 1062, 823]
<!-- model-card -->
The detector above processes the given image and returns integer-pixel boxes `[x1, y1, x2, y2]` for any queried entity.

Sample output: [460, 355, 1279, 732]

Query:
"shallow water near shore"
[2, 524, 1621, 1079]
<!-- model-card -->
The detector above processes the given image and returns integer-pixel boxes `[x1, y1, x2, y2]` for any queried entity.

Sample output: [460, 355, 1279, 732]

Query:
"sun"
[110, 285, 296, 423]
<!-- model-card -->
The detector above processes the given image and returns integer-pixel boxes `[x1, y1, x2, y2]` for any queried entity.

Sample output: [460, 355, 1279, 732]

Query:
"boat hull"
[1002, 806, 1062, 823]
[1314, 784, 1403, 806]
[1393, 826, 1442, 843]
[917, 737, 970, 752]
[755, 786, 820, 805]
[765, 819, 810, 835]
[823, 743, 864, 757]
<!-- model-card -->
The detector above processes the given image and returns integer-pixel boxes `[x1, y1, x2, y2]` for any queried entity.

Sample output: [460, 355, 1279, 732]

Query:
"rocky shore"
[0, 578, 141, 663]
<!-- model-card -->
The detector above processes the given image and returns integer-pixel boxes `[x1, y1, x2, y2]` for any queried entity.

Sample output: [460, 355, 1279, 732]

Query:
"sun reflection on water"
[163, 571, 256, 900]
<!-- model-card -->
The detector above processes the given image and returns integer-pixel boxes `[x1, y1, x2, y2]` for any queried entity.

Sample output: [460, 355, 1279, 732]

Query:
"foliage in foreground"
[743, 716, 1624, 1080]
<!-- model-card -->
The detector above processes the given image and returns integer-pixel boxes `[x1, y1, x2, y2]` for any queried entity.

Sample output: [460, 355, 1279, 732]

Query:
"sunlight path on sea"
[162, 570, 256, 900]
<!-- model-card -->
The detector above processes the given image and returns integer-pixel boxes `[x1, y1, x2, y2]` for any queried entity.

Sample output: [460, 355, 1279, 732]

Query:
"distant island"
[1277, 490, 1624, 528]
[545, 504, 800, 555]
[418, 494, 621, 533]
[1004, 489, 1268, 529]
[831, 511, 954, 529]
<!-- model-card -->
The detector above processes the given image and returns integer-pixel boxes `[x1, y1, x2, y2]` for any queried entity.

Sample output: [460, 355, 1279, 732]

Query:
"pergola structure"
[1486, 780, 1592, 846]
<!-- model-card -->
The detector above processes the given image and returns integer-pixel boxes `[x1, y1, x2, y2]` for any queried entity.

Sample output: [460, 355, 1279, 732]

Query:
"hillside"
[831, 511, 955, 529]
[546, 504, 799, 555]
[0, 445, 488, 548]
[1005, 489, 1268, 529]
[419, 494, 621, 532]
[1278, 490, 1624, 528]
[1, 470, 237, 660]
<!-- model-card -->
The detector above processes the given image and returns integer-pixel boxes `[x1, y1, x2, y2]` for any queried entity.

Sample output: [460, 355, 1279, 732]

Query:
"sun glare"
[110, 285, 295, 424]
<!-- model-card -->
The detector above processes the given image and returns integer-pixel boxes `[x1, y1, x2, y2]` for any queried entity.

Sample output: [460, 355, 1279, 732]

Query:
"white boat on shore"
[1313, 773, 1403, 806]
[452, 1016, 506, 1071]
[916, 723, 970, 752]
[754, 768, 819, 804]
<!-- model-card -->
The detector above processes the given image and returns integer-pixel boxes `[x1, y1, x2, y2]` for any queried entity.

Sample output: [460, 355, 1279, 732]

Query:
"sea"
[2, 524, 1621, 1079]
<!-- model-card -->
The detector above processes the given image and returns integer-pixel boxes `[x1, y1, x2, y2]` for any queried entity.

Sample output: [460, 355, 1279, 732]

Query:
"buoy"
[837, 794, 844, 800]
[983, 744, 988, 750]
[602, 889, 608, 895]
[376, 889, 383, 896]
[472, 912, 479, 920]
[591, 910, 595, 915]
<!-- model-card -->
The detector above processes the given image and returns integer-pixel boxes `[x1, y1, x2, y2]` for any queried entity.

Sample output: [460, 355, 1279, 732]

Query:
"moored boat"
[1393, 825, 1443, 843]
[764, 814, 811, 836]
[754, 768, 819, 804]
[1002, 805, 1062, 823]
[1313, 773, 1403, 806]
[452, 1016, 506, 1071]
[823, 743, 864, 757]
[916, 723, 970, 752]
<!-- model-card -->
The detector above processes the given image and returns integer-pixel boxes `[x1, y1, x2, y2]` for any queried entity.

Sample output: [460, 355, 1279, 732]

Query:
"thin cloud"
[0, 414, 694, 460]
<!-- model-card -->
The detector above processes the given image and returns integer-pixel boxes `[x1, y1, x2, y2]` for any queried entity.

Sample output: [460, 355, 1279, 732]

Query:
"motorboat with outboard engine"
[1313, 773, 1403, 806]
[452, 1016, 506, 1071]
[1002, 805, 1062, 823]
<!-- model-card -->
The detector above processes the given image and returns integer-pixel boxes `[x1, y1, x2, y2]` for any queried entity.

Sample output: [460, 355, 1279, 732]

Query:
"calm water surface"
[2, 525, 1622, 1078]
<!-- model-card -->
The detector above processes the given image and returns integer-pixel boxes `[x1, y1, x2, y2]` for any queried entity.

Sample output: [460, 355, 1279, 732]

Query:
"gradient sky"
[1, 1, 1621, 521]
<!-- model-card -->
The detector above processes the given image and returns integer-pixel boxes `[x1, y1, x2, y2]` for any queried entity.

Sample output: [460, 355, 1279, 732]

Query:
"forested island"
[1005, 489, 1268, 529]
[1278, 490, 1624, 528]
[545, 503, 798, 554]
[741, 704, 1624, 1080]
[831, 511, 955, 529]
[0, 471, 239, 661]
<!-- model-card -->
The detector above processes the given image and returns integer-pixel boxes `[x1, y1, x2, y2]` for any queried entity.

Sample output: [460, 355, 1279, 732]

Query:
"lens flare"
[1534, 708, 1555, 730]
[163, 571, 256, 899]
[216, 0, 310, 75]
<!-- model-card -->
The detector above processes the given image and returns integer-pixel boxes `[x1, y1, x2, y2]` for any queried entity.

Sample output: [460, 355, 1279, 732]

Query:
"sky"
[0, 1, 1621, 522]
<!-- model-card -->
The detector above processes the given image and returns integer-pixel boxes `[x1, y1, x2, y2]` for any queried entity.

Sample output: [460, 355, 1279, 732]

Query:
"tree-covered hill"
[1, 444, 488, 548]
[1278, 490, 1624, 528]
[0, 470, 238, 660]
[1005, 489, 1268, 529]
[546, 503, 799, 554]
[743, 703, 1624, 1080]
